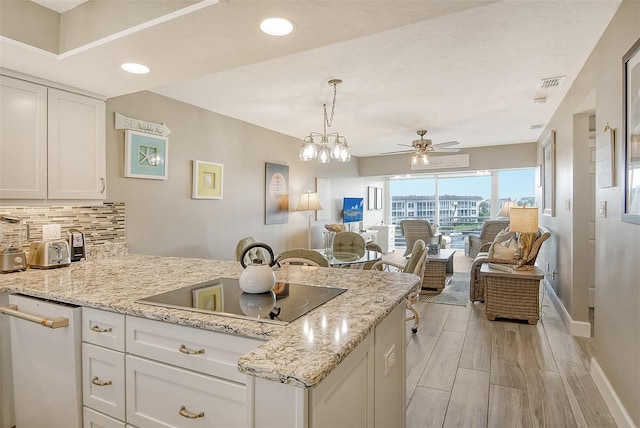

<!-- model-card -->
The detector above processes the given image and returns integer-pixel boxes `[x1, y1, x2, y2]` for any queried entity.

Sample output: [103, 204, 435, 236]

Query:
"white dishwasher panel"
[7, 294, 82, 428]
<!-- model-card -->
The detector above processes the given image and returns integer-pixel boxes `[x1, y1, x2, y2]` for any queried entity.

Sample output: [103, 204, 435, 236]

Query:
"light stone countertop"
[0, 254, 419, 388]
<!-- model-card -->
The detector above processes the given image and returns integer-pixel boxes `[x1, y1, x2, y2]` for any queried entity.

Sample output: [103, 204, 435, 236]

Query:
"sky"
[390, 169, 535, 200]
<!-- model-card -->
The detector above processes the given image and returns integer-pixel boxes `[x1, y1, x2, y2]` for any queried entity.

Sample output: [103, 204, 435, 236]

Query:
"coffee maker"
[0, 215, 29, 273]
[67, 228, 86, 262]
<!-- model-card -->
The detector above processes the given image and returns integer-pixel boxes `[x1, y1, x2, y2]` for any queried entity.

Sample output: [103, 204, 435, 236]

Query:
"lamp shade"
[497, 200, 519, 218]
[509, 207, 538, 233]
[295, 192, 323, 211]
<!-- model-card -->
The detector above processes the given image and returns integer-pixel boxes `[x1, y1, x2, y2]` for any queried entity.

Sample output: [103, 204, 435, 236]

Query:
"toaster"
[28, 240, 71, 269]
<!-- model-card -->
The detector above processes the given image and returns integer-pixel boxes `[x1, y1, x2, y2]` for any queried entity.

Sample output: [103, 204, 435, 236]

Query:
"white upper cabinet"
[0, 75, 106, 200]
[47, 88, 106, 199]
[0, 76, 48, 199]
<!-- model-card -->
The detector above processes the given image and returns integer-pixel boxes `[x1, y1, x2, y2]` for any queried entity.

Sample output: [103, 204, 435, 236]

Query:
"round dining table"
[317, 249, 382, 268]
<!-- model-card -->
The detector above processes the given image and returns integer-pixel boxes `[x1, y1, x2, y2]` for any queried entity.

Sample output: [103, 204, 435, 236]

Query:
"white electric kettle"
[239, 242, 278, 294]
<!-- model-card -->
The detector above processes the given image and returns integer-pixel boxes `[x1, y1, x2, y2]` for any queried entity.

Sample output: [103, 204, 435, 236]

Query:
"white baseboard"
[591, 358, 637, 428]
[543, 281, 592, 337]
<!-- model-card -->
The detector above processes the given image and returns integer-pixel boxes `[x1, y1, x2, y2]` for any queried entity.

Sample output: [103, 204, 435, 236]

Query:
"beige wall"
[537, 0, 640, 423]
[106, 91, 385, 260]
[358, 142, 538, 177]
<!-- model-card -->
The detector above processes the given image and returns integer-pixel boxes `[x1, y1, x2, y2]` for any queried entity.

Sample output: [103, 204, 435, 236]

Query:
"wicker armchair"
[371, 239, 427, 333]
[469, 226, 550, 302]
[400, 220, 440, 257]
[466, 220, 510, 258]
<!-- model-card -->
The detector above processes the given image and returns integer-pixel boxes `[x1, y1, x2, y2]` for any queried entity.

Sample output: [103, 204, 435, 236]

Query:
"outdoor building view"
[389, 169, 535, 249]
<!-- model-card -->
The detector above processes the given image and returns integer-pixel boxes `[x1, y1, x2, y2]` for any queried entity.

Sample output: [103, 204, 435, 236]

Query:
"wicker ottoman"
[421, 249, 456, 292]
[480, 264, 544, 325]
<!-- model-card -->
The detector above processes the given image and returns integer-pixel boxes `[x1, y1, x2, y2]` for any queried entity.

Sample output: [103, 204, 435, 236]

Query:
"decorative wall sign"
[316, 177, 332, 221]
[542, 130, 556, 217]
[265, 162, 289, 224]
[192, 160, 223, 199]
[622, 37, 640, 224]
[596, 125, 615, 188]
[124, 130, 168, 180]
[115, 112, 171, 136]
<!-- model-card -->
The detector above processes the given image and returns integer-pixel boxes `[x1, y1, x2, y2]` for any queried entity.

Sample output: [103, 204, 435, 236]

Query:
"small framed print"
[192, 160, 223, 199]
[125, 130, 168, 180]
[375, 187, 383, 210]
[368, 186, 375, 210]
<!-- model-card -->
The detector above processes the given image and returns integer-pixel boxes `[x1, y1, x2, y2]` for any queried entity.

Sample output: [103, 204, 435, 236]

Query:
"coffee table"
[421, 248, 456, 292]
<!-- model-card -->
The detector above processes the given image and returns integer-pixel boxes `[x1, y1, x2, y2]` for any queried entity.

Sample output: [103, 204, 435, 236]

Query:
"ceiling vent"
[538, 76, 566, 90]
[530, 124, 545, 130]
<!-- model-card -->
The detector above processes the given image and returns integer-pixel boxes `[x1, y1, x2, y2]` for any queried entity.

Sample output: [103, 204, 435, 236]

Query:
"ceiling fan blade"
[380, 149, 414, 155]
[398, 143, 414, 148]
[433, 140, 459, 148]
[432, 147, 460, 153]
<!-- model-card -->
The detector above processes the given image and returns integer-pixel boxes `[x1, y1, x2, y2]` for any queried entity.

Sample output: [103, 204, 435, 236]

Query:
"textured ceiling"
[5, 1, 622, 158]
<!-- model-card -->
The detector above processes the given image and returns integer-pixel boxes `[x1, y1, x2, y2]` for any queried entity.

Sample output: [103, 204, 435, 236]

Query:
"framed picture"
[192, 283, 223, 311]
[265, 162, 289, 225]
[368, 186, 375, 210]
[622, 37, 640, 224]
[542, 130, 556, 217]
[596, 125, 615, 189]
[192, 160, 223, 199]
[375, 187, 383, 210]
[316, 177, 331, 221]
[124, 130, 168, 180]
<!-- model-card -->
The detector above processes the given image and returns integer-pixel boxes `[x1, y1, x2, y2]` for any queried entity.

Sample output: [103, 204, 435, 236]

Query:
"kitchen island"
[0, 254, 419, 427]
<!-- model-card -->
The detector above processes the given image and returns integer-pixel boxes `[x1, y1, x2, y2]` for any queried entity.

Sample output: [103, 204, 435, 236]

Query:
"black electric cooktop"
[135, 277, 347, 325]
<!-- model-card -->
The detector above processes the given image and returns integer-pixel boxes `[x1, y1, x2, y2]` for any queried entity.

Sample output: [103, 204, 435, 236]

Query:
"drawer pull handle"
[91, 376, 112, 386]
[91, 325, 112, 333]
[179, 344, 204, 355]
[179, 405, 205, 419]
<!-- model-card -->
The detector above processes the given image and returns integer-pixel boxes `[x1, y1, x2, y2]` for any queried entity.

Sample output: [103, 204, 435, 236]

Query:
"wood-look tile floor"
[401, 252, 617, 428]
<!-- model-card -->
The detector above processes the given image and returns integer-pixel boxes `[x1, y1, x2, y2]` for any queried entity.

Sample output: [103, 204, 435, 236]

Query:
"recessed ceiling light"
[260, 18, 294, 36]
[121, 63, 150, 74]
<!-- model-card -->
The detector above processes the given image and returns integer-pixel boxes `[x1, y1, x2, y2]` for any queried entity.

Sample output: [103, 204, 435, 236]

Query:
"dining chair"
[275, 248, 330, 267]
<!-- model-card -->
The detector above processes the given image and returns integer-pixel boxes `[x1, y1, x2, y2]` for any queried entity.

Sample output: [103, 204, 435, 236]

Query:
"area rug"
[418, 272, 470, 306]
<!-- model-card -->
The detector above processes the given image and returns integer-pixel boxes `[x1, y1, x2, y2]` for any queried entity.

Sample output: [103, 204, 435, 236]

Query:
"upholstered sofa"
[465, 219, 511, 258]
[469, 225, 550, 302]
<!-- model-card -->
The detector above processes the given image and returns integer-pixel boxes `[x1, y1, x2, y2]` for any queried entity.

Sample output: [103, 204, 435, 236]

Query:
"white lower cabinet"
[83, 407, 126, 428]
[83, 343, 126, 421]
[126, 355, 247, 427]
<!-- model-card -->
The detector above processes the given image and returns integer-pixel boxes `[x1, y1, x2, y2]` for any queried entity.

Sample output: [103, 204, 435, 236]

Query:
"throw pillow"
[493, 227, 516, 244]
[488, 236, 519, 261]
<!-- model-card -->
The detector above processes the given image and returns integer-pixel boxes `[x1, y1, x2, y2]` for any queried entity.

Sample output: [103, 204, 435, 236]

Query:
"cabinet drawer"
[126, 355, 247, 428]
[83, 343, 125, 421]
[83, 407, 125, 428]
[83, 308, 125, 351]
[126, 316, 263, 384]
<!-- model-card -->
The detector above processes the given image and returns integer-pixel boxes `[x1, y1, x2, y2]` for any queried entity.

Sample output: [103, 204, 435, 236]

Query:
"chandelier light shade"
[497, 200, 519, 218]
[296, 192, 323, 248]
[299, 79, 351, 163]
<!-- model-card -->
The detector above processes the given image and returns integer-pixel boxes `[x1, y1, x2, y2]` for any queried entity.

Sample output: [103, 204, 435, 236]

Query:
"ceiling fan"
[380, 130, 460, 165]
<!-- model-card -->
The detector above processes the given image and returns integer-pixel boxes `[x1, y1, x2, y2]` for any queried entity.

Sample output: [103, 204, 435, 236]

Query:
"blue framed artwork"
[125, 130, 168, 180]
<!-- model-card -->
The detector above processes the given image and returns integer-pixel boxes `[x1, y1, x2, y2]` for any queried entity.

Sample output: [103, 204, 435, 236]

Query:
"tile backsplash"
[0, 202, 127, 259]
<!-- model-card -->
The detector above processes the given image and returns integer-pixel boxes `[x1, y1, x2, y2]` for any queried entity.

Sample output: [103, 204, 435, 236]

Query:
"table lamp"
[497, 200, 518, 218]
[296, 192, 323, 248]
[509, 207, 538, 269]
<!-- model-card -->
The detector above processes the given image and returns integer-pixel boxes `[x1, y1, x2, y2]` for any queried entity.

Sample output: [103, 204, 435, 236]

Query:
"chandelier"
[299, 79, 351, 163]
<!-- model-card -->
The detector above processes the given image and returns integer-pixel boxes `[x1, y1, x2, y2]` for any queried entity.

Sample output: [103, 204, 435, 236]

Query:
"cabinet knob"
[179, 405, 205, 419]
